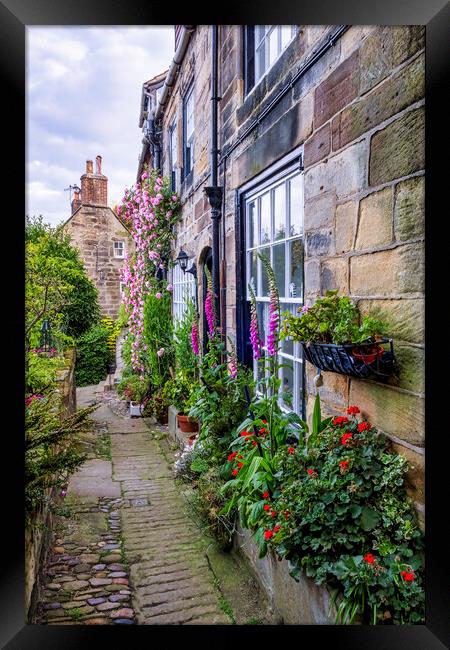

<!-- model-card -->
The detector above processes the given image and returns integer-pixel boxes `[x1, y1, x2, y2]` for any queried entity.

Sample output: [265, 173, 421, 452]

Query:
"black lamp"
[176, 249, 189, 273]
[40, 319, 52, 352]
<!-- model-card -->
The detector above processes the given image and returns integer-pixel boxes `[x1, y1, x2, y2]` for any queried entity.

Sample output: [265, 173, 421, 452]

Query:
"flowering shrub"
[118, 167, 181, 374]
[236, 404, 424, 625]
[75, 324, 110, 387]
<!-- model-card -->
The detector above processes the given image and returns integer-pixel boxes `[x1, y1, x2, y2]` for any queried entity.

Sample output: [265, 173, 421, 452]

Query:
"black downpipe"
[204, 25, 222, 329]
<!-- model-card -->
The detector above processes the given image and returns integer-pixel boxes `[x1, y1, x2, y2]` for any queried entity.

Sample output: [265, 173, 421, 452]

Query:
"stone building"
[139, 25, 424, 520]
[63, 156, 134, 318]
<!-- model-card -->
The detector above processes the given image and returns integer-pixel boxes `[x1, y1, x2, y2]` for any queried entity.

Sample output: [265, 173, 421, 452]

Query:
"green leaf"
[349, 504, 362, 518]
[360, 506, 380, 531]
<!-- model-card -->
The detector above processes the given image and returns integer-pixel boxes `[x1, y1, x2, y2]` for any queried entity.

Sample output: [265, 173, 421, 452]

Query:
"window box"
[301, 337, 398, 380]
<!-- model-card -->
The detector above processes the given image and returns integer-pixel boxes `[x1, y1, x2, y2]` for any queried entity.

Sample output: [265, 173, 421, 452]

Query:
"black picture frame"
[4, 1, 449, 647]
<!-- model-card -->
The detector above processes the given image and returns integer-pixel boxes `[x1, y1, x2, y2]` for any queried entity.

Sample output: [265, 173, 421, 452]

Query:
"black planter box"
[300, 337, 398, 380]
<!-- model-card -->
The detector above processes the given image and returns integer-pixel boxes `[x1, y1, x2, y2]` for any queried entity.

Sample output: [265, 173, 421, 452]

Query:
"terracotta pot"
[177, 414, 199, 433]
[351, 346, 384, 364]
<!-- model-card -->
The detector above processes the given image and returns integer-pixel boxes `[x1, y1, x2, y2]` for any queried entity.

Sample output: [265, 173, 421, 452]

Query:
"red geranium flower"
[270, 511, 277, 518]
[358, 422, 372, 432]
[347, 406, 360, 415]
[274, 525, 281, 533]
[339, 460, 349, 472]
[364, 553, 376, 564]
[251, 440, 258, 447]
[232, 469, 239, 476]
[237, 455, 243, 459]
[263, 504, 270, 511]
[227, 452, 237, 462]
[237, 462, 243, 469]
[240, 430, 253, 437]
[264, 530, 273, 540]
[288, 447, 295, 455]
[307, 469, 315, 476]
[341, 433, 353, 445]
[332, 416, 349, 427]
[401, 570, 415, 582]
[263, 491, 269, 499]
[284, 510, 290, 520]
[259, 428, 267, 435]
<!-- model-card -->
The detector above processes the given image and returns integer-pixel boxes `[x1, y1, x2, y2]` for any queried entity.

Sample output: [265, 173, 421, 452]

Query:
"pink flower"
[205, 287, 215, 336]
[157, 348, 165, 357]
[191, 320, 200, 356]
[166, 283, 173, 292]
[155, 292, 162, 299]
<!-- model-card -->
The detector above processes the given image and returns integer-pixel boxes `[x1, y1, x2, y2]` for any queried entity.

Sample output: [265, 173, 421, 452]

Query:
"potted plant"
[117, 374, 150, 416]
[163, 373, 199, 433]
[281, 291, 398, 379]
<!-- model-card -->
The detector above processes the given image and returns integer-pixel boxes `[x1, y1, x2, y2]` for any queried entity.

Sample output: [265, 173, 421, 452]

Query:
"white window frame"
[171, 263, 196, 325]
[113, 241, 124, 258]
[244, 155, 304, 418]
[253, 25, 297, 91]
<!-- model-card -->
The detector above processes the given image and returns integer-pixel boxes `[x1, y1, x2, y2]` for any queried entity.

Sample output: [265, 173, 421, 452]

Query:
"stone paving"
[36, 384, 235, 625]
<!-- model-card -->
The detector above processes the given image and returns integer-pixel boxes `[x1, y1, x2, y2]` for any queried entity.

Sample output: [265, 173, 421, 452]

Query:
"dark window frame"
[169, 119, 177, 192]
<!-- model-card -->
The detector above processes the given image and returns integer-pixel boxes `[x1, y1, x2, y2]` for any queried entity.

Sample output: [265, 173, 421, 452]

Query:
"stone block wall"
[64, 206, 134, 319]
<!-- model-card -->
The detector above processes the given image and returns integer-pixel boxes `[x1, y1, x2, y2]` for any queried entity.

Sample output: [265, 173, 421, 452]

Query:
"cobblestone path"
[37, 385, 231, 625]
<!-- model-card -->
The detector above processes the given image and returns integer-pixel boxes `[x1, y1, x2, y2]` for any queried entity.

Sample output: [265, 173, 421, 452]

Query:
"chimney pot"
[86, 160, 93, 174]
[96, 155, 102, 175]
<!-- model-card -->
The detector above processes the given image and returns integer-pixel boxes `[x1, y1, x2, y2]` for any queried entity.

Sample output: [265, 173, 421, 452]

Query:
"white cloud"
[26, 26, 174, 226]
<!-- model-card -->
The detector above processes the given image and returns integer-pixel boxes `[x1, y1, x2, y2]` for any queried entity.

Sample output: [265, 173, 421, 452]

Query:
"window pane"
[273, 243, 285, 298]
[248, 250, 257, 294]
[281, 359, 294, 408]
[256, 42, 266, 80]
[289, 239, 303, 299]
[281, 26, 292, 49]
[257, 301, 268, 348]
[289, 175, 303, 237]
[259, 247, 270, 296]
[248, 200, 257, 247]
[260, 193, 270, 244]
[281, 303, 294, 355]
[268, 27, 278, 66]
[273, 184, 286, 240]
[186, 89, 194, 140]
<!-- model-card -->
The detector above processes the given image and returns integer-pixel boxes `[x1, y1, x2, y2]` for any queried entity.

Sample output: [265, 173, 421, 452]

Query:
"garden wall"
[25, 348, 77, 621]
[233, 525, 336, 624]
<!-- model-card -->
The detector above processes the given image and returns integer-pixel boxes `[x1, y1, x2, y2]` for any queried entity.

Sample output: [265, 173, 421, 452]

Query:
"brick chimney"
[71, 187, 82, 214]
[80, 156, 108, 206]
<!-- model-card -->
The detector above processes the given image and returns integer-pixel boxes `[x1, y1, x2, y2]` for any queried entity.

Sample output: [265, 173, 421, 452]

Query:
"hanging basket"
[300, 337, 398, 380]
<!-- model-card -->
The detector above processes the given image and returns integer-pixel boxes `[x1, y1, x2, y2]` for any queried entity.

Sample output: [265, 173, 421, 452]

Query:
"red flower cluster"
[270, 511, 277, 518]
[232, 469, 238, 476]
[339, 460, 349, 472]
[341, 433, 353, 446]
[263, 504, 270, 511]
[332, 416, 349, 427]
[240, 430, 253, 437]
[263, 491, 270, 499]
[358, 422, 372, 432]
[346, 405, 360, 415]
[274, 525, 281, 533]
[228, 451, 237, 462]
[284, 510, 290, 520]
[307, 468, 315, 476]
[288, 447, 295, 455]
[401, 570, 415, 582]
[364, 553, 376, 565]
[264, 530, 273, 540]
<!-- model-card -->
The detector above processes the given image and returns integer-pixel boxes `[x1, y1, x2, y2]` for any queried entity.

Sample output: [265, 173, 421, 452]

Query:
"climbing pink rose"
[155, 292, 162, 299]
[157, 348, 165, 357]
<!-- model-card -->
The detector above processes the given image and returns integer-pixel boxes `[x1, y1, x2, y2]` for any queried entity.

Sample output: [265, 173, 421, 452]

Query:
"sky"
[26, 26, 174, 226]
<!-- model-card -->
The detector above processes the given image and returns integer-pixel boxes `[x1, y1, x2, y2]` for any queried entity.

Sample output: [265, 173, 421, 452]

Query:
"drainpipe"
[204, 25, 222, 329]
[155, 26, 195, 122]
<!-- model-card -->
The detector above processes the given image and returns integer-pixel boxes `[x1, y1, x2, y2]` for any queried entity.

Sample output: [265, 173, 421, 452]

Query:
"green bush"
[75, 325, 110, 386]
[143, 287, 174, 390]
[26, 351, 66, 394]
